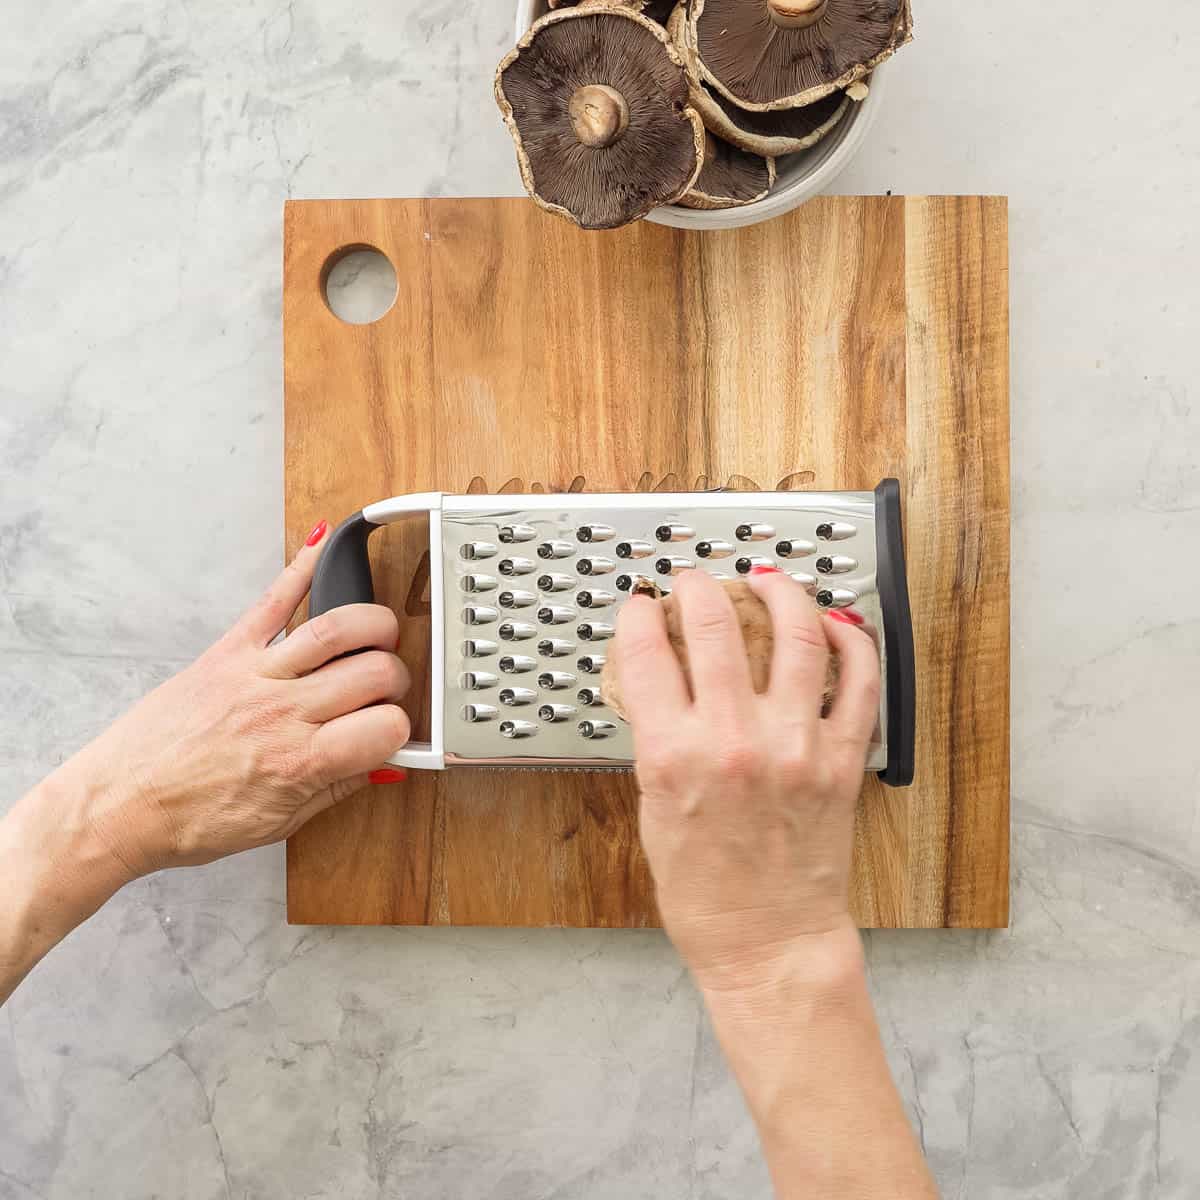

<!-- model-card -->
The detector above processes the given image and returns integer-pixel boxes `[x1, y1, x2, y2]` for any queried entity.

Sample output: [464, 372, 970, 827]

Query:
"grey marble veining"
[2, 1, 1199, 1196]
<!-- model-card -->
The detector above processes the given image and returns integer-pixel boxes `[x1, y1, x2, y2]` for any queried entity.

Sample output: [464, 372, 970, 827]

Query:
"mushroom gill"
[679, 132, 775, 210]
[495, 5, 704, 229]
[689, 0, 913, 110]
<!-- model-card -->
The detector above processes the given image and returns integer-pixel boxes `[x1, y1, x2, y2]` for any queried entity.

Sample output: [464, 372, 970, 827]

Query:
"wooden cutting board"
[283, 196, 1010, 929]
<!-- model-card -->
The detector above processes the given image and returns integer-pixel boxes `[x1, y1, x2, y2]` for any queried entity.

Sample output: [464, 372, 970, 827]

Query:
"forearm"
[700, 923, 937, 1200]
[0, 767, 135, 1005]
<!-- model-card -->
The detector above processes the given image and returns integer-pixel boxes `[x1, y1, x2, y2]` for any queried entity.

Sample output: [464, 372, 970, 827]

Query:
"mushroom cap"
[687, 0, 913, 111]
[599, 578, 840, 717]
[690, 82, 850, 157]
[679, 132, 775, 210]
[495, 4, 705, 230]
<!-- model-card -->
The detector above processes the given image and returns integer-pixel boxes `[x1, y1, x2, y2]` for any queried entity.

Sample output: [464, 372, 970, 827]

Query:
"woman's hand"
[1, 521, 412, 1003]
[612, 566, 880, 991]
[614, 569, 935, 1200]
[61, 521, 412, 879]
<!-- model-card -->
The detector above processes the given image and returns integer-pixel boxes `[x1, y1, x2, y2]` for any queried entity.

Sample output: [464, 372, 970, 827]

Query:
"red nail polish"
[749, 565, 781, 576]
[826, 608, 864, 626]
[369, 768, 406, 784]
[305, 520, 329, 547]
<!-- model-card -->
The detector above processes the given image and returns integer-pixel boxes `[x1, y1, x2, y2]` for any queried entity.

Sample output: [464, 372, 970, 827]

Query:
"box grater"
[310, 482, 915, 786]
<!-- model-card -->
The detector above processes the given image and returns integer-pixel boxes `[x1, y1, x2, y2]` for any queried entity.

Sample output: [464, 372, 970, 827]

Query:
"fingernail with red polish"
[305, 520, 329, 547]
[826, 608, 864, 626]
[369, 768, 407, 784]
[749, 565, 782, 576]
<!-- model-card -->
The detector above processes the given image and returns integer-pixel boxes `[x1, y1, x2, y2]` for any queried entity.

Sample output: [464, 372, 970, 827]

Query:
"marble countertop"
[2, 1, 1198, 1196]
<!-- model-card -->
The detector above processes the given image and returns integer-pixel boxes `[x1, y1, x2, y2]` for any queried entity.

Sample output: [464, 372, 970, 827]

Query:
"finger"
[613, 596, 690, 736]
[288, 773, 374, 830]
[293, 650, 410, 722]
[672, 570, 754, 711]
[309, 704, 412, 786]
[822, 612, 883, 751]
[236, 519, 330, 646]
[745, 568, 829, 719]
[265, 604, 400, 678]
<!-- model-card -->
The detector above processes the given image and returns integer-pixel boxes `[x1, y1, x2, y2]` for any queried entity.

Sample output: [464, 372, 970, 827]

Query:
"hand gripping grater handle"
[309, 493, 446, 771]
[310, 486, 916, 787]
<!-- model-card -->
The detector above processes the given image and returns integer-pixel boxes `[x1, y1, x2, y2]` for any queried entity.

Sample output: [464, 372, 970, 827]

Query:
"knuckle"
[686, 604, 734, 646]
[290, 743, 327, 786]
[637, 741, 691, 791]
[618, 629, 664, 665]
[383, 704, 411, 747]
[308, 610, 345, 655]
[363, 652, 399, 695]
[859, 677, 882, 711]
[280, 561, 307, 590]
[712, 738, 758, 783]
[826, 727, 871, 764]
[372, 604, 401, 645]
[775, 743, 818, 789]
[781, 624, 828, 657]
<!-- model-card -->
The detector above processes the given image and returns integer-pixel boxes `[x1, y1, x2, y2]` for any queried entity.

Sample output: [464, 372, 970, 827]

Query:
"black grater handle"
[307, 494, 447, 771]
[874, 479, 916, 788]
[309, 510, 378, 618]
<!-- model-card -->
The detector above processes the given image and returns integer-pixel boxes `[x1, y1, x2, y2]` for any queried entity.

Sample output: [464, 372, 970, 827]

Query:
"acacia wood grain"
[283, 196, 1010, 929]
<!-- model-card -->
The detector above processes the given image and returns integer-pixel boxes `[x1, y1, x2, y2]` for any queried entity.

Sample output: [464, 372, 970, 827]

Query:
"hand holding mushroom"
[496, 0, 913, 228]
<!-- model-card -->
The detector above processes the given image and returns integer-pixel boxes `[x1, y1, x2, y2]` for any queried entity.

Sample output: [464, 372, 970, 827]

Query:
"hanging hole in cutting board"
[322, 245, 397, 325]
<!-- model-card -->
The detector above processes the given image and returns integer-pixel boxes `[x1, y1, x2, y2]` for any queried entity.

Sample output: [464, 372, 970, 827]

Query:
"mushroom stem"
[766, 0, 827, 30]
[568, 84, 631, 148]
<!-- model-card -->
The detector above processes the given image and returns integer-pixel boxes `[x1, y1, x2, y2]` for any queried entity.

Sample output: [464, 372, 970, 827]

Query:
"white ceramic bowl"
[512, 0, 886, 230]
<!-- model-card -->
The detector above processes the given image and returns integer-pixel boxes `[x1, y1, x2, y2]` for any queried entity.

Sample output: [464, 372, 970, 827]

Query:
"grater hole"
[462, 703, 497, 722]
[499, 719, 537, 739]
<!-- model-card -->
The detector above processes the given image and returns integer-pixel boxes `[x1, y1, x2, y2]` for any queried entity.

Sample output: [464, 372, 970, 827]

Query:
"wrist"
[7, 766, 142, 915]
[696, 916, 873, 1032]
[690, 914, 865, 1002]
[0, 773, 139, 1001]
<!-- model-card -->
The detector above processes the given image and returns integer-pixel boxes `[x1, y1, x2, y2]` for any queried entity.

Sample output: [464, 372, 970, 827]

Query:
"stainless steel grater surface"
[310, 484, 916, 787]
